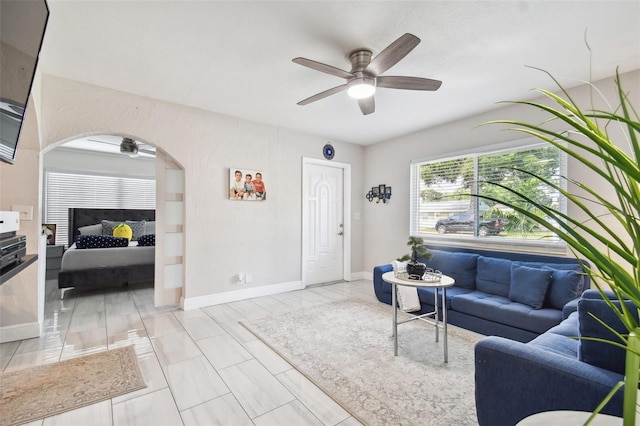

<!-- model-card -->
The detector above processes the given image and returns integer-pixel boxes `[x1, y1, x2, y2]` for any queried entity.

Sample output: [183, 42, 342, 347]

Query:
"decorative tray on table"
[395, 269, 443, 282]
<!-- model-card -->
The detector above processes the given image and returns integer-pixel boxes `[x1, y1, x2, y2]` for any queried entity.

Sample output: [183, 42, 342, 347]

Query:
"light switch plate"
[12, 205, 33, 221]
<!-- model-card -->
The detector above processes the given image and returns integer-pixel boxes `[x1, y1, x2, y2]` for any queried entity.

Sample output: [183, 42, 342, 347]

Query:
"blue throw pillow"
[137, 234, 156, 247]
[578, 296, 638, 375]
[476, 256, 512, 297]
[75, 234, 129, 249]
[545, 268, 586, 310]
[508, 264, 553, 309]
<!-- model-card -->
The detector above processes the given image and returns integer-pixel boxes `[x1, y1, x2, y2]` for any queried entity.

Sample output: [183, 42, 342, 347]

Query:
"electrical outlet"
[12, 205, 33, 221]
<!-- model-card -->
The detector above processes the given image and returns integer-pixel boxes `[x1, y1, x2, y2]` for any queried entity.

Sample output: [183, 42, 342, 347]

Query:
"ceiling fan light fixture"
[120, 137, 139, 157]
[347, 78, 375, 99]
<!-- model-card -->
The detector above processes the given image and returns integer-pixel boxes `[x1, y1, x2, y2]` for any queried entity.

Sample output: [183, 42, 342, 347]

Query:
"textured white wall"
[362, 69, 640, 272]
[38, 75, 365, 300]
[0, 98, 42, 334]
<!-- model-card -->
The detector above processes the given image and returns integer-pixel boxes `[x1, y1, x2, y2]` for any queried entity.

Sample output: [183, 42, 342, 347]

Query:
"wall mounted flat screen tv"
[0, 0, 49, 164]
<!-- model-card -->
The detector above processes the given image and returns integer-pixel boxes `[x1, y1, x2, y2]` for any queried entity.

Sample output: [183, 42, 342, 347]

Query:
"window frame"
[410, 138, 568, 253]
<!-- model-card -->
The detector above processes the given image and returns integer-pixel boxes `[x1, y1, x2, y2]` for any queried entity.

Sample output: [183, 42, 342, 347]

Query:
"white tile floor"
[1, 279, 378, 425]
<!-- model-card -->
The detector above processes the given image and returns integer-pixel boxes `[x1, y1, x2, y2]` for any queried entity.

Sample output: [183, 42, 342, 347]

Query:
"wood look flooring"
[0, 279, 376, 426]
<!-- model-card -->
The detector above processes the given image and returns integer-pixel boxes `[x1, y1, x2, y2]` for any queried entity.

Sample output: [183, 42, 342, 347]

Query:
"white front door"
[302, 160, 347, 286]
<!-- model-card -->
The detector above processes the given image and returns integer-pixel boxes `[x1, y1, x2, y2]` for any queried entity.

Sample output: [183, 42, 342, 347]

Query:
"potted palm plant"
[480, 67, 639, 425]
[398, 236, 433, 278]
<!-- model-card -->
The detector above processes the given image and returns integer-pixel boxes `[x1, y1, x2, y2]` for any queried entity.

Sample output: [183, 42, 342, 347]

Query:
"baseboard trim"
[362, 270, 373, 281]
[0, 322, 40, 343]
[349, 271, 367, 281]
[181, 280, 304, 310]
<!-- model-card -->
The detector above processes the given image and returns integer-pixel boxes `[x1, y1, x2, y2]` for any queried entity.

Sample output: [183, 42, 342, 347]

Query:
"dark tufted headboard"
[68, 208, 156, 247]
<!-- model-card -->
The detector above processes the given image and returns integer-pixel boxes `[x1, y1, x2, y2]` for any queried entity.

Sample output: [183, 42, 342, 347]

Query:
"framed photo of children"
[229, 168, 267, 201]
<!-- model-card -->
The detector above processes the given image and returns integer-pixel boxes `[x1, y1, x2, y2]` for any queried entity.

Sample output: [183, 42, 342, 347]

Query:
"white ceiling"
[39, 1, 640, 146]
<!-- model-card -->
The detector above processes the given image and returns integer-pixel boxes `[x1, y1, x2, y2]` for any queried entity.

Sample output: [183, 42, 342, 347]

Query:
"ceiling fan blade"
[297, 84, 347, 105]
[365, 33, 420, 76]
[87, 138, 118, 146]
[293, 57, 354, 80]
[376, 76, 442, 91]
[358, 96, 375, 115]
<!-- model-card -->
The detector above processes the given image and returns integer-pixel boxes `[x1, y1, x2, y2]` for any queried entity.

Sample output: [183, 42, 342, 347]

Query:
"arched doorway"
[41, 134, 185, 307]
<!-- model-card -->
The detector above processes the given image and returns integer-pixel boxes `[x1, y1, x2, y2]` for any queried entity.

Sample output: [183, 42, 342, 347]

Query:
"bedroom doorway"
[301, 157, 351, 286]
[41, 135, 185, 307]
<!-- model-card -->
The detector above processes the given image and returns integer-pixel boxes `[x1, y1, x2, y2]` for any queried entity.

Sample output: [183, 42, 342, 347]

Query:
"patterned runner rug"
[0, 345, 145, 426]
[242, 299, 483, 425]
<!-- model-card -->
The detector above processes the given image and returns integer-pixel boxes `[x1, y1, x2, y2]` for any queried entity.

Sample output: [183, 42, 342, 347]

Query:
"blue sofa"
[373, 245, 590, 342]
[475, 289, 634, 425]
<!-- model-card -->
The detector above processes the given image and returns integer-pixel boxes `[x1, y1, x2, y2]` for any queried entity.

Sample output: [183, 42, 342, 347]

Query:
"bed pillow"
[75, 234, 129, 249]
[125, 220, 146, 241]
[78, 223, 102, 236]
[101, 220, 146, 240]
[145, 221, 156, 235]
[101, 220, 120, 236]
[112, 223, 133, 241]
[137, 234, 155, 247]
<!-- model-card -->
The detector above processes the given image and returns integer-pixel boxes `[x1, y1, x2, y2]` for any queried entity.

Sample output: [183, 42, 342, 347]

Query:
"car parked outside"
[435, 213, 505, 237]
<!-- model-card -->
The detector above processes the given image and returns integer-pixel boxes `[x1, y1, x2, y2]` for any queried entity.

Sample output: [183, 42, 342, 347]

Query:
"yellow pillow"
[112, 223, 133, 241]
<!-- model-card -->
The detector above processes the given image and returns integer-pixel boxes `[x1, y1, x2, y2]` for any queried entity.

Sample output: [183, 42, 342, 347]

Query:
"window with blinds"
[44, 171, 156, 246]
[410, 141, 566, 250]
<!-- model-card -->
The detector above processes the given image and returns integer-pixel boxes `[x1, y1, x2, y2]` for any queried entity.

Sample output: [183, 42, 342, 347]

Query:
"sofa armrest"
[372, 264, 393, 305]
[562, 297, 580, 319]
[475, 336, 623, 426]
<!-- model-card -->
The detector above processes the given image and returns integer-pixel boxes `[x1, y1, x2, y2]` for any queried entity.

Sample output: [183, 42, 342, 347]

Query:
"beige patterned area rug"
[242, 299, 483, 426]
[0, 345, 146, 426]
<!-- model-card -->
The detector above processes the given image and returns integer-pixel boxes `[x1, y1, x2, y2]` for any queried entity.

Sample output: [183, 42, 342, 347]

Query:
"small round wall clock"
[323, 143, 335, 160]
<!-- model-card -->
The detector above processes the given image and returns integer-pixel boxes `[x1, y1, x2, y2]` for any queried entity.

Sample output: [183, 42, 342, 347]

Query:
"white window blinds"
[410, 141, 567, 250]
[44, 171, 156, 246]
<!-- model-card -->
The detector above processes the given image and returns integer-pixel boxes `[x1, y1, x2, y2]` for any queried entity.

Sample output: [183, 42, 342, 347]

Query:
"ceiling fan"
[87, 137, 156, 157]
[293, 33, 442, 115]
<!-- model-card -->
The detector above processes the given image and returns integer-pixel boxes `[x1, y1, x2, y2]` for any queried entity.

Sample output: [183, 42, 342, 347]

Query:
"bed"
[58, 208, 156, 298]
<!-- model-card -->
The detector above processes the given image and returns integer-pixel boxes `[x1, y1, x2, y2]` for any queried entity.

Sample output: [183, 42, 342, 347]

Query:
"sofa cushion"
[528, 331, 579, 358]
[547, 268, 585, 310]
[508, 264, 552, 309]
[546, 311, 579, 337]
[476, 256, 511, 297]
[424, 250, 478, 290]
[417, 286, 474, 309]
[451, 291, 562, 334]
[578, 295, 638, 375]
[514, 261, 585, 308]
